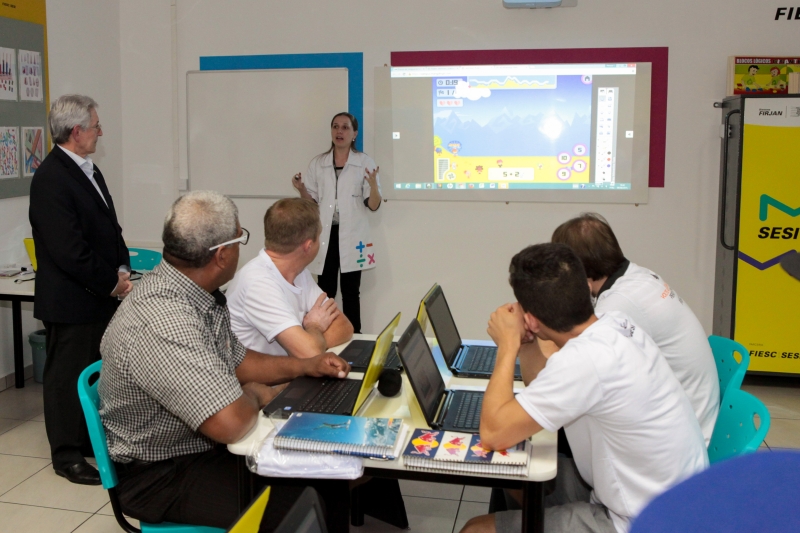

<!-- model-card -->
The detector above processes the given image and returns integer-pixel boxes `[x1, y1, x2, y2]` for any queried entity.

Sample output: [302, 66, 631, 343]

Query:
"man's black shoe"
[54, 461, 102, 485]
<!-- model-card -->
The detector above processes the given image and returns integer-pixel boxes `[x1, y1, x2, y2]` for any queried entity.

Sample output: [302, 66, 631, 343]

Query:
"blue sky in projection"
[432, 75, 592, 157]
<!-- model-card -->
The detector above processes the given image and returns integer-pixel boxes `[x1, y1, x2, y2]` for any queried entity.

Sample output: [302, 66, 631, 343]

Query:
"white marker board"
[187, 68, 348, 198]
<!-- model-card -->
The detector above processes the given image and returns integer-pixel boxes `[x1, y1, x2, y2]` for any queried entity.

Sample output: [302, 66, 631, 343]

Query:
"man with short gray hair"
[29, 94, 132, 485]
[99, 191, 352, 529]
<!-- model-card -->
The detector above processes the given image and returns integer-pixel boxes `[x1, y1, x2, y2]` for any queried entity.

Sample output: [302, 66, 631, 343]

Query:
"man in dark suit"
[29, 94, 133, 485]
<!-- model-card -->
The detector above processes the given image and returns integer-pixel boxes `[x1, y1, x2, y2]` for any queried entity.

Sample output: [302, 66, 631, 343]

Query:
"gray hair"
[49, 95, 98, 144]
[162, 191, 239, 268]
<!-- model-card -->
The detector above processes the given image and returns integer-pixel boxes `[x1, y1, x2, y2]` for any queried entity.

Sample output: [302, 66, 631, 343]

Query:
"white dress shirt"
[58, 145, 108, 207]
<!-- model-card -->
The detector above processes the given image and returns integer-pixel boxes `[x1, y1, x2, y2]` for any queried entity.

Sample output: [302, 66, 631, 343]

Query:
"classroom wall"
[2, 1, 796, 378]
[0, 0, 123, 381]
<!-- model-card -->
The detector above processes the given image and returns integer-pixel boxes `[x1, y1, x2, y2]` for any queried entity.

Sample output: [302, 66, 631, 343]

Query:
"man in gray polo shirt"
[98, 191, 351, 529]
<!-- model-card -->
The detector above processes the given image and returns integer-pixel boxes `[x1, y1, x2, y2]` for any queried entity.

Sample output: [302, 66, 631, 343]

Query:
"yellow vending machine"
[714, 95, 800, 374]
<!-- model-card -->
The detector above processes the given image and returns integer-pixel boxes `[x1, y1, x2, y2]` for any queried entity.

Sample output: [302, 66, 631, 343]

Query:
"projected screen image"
[432, 72, 592, 189]
[377, 62, 651, 202]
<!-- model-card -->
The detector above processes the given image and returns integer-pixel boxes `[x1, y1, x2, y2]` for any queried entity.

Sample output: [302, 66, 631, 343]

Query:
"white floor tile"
[0, 501, 91, 533]
[403, 495, 460, 533]
[399, 479, 463, 500]
[0, 421, 50, 458]
[0, 465, 109, 513]
[0, 454, 50, 496]
[72, 513, 139, 533]
[30, 413, 45, 422]
[0, 383, 44, 421]
[0, 418, 24, 437]
[453, 500, 490, 533]
[742, 383, 800, 420]
[763, 418, 800, 449]
[462, 485, 491, 503]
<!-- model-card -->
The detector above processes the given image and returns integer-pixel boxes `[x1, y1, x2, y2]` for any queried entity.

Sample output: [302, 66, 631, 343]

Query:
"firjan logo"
[760, 194, 800, 221]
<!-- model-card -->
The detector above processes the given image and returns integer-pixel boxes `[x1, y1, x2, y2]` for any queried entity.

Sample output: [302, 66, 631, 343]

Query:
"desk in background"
[229, 334, 557, 533]
[0, 277, 36, 388]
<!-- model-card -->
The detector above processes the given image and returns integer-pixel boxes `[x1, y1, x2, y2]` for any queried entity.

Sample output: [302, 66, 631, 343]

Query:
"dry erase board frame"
[0, 4, 50, 200]
[186, 68, 349, 199]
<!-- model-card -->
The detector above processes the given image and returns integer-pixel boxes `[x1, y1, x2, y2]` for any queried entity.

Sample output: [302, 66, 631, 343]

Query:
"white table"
[0, 277, 36, 388]
[229, 334, 557, 533]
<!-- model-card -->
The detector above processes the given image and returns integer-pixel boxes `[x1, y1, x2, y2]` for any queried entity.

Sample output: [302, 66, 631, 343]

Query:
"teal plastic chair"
[707, 388, 771, 463]
[77, 361, 224, 533]
[708, 335, 750, 401]
[128, 248, 162, 272]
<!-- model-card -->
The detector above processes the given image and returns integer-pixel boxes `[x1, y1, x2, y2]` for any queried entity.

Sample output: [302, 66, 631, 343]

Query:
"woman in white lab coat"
[292, 112, 381, 333]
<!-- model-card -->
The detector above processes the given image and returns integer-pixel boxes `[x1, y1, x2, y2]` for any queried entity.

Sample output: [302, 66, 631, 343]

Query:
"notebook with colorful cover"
[402, 429, 529, 476]
[274, 412, 408, 460]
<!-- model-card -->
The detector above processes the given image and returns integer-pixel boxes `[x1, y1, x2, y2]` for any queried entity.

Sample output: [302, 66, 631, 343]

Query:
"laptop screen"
[397, 319, 446, 425]
[352, 312, 401, 413]
[424, 286, 463, 365]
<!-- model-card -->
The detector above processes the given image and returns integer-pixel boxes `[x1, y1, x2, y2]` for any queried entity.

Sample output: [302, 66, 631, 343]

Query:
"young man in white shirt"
[461, 243, 708, 533]
[227, 198, 354, 357]
[551, 213, 719, 445]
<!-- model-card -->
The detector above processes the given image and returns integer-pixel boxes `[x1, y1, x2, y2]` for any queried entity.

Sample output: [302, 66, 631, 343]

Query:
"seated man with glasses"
[227, 198, 354, 359]
[98, 191, 351, 529]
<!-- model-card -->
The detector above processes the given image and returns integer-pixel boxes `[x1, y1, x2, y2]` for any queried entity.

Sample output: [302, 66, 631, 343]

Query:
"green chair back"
[708, 388, 770, 463]
[78, 361, 224, 533]
[708, 335, 750, 400]
[129, 248, 162, 272]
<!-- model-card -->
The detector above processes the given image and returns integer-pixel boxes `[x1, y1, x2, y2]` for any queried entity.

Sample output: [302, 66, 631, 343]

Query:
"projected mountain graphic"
[434, 110, 591, 157]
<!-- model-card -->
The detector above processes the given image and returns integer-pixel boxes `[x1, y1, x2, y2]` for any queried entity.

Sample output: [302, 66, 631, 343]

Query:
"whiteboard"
[187, 68, 348, 198]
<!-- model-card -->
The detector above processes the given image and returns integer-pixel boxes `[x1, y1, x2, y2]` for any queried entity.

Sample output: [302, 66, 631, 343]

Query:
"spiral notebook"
[402, 429, 529, 476]
[274, 412, 408, 460]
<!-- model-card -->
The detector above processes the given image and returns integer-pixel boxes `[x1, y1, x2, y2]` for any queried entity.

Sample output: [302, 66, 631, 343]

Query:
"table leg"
[12, 299, 24, 389]
[522, 481, 544, 533]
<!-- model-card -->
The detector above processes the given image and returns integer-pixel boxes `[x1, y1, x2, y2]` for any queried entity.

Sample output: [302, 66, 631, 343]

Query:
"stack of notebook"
[274, 412, 408, 460]
[402, 428, 529, 476]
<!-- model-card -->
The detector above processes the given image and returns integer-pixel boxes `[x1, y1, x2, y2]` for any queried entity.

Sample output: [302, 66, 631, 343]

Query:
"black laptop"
[339, 340, 401, 373]
[424, 285, 522, 380]
[396, 318, 485, 433]
[263, 313, 401, 419]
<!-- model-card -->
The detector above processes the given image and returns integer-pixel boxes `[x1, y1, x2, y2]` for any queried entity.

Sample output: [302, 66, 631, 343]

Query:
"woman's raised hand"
[292, 173, 305, 191]
[364, 166, 380, 189]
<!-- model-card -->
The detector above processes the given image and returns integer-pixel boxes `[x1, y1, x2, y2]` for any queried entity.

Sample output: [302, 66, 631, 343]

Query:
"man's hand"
[241, 382, 279, 409]
[487, 302, 527, 353]
[301, 352, 351, 379]
[303, 293, 340, 333]
[111, 271, 133, 298]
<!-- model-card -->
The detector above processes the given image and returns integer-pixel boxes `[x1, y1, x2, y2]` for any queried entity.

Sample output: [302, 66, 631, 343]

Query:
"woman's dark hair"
[551, 213, 625, 281]
[323, 112, 359, 155]
[509, 243, 595, 333]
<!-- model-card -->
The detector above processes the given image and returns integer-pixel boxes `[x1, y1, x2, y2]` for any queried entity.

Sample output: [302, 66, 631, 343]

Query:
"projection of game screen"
[376, 63, 651, 203]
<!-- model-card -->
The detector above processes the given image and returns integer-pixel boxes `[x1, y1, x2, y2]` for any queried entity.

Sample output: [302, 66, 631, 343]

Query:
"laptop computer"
[424, 285, 522, 380]
[263, 312, 401, 419]
[396, 318, 485, 433]
[341, 283, 437, 372]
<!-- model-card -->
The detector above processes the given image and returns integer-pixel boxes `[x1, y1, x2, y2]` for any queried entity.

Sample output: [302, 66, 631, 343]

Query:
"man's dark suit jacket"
[29, 145, 130, 324]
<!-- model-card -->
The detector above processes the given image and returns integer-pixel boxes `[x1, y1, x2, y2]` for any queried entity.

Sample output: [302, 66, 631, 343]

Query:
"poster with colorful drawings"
[1, 127, 20, 178]
[18, 50, 43, 102]
[0, 47, 18, 101]
[22, 127, 44, 176]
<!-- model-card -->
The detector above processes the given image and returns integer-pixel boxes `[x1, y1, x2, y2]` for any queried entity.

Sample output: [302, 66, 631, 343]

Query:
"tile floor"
[1, 376, 799, 533]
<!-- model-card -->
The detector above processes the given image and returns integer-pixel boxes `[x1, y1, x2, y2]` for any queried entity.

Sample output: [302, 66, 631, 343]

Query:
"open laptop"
[341, 283, 437, 372]
[263, 312, 401, 419]
[396, 318, 485, 433]
[424, 285, 521, 380]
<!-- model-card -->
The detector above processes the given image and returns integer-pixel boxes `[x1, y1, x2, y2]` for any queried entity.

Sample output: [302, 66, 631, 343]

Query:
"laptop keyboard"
[466, 346, 497, 373]
[300, 379, 359, 413]
[351, 344, 402, 371]
[451, 391, 483, 431]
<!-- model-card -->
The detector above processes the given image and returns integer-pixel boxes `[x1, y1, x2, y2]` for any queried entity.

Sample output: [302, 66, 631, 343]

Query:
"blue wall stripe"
[199, 53, 364, 151]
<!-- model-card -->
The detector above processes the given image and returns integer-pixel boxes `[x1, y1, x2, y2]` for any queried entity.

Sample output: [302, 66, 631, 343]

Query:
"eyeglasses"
[209, 227, 249, 251]
[86, 123, 102, 131]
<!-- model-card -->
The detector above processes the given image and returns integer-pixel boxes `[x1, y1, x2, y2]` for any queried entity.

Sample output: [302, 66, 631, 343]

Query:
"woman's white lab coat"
[304, 150, 380, 275]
